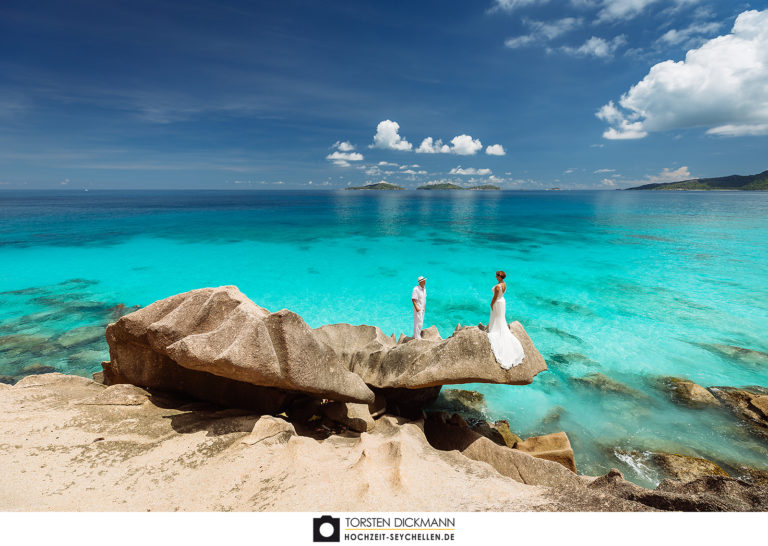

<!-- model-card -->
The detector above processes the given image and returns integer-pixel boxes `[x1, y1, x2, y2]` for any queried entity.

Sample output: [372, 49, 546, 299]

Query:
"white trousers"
[413, 310, 424, 339]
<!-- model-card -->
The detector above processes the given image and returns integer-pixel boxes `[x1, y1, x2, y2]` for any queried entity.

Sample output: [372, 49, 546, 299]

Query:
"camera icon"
[313, 515, 340, 542]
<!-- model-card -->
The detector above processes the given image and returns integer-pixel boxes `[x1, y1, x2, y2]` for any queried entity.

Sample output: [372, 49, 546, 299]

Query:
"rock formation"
[655, 376, 721, 406]
[709, 386, 768, 439]
[3, 373, 767, 511]
[102, 286, 546, 413]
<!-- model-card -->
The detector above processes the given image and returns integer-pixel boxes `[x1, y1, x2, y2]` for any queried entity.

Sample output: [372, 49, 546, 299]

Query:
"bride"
[487, 270, 525, 369]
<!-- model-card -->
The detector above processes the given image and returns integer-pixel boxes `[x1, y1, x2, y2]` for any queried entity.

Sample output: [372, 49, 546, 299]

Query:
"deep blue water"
[1, 189, 767, 486]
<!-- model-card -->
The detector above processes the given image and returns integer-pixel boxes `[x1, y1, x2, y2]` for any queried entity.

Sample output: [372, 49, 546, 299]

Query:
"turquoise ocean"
[1, 189, 766, 486]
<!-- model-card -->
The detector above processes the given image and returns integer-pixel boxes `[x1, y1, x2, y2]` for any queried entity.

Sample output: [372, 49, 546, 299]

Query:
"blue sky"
[1, 0, 766, 189]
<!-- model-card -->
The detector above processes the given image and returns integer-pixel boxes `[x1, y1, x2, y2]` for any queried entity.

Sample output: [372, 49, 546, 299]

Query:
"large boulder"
[514, 432, 577, 473]
[104, 286, 547, 411]
[315, 320, 546, 388]
[103, 286, 375, 410]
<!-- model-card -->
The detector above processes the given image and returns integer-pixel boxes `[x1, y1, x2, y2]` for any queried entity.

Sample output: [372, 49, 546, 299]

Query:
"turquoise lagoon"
[1, 189, 767, 486]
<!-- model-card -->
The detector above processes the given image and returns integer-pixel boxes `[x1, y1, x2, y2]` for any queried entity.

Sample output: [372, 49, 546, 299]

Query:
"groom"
[411, 275, 427, 339]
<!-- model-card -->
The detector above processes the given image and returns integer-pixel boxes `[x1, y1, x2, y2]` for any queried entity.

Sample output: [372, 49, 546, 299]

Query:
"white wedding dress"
[487, 287, 525, 369]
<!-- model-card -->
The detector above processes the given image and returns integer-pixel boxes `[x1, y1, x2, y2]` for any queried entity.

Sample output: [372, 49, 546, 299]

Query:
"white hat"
[417, 276, 427, 282]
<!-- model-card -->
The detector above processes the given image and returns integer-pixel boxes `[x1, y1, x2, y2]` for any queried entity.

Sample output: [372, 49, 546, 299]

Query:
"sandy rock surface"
[0, 373, 550, 511]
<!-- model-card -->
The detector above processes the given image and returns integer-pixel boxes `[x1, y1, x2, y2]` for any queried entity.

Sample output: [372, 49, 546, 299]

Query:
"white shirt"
[412, 285, 426, 312]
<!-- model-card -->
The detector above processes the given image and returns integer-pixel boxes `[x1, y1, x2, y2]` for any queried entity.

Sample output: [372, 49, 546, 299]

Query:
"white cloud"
[647, 166, 691, 183]
[416, 137, 451, 154]
[596, 0, 660, 23]
[378, 161, 399, 166]
[334, 141, 355, 152]
[562, 35, 627, 58]
[564, 168, 576, 174]
[505, 17, 582, 49]
[326, 151, 364, 167]
[486, 144, 506, 156]
[492, 0, 547, 12]
[450, 166, 492, 175]
[371, 120, 412, 151]
[614, 166, 692, 187]
[505, 35, 537, 49]
[597, 10, 768, 139]
[658, 21, 721, 47]
[450, 134, 483, 155]
[416, 134, 483, 155]
[594, 168, 616, 173]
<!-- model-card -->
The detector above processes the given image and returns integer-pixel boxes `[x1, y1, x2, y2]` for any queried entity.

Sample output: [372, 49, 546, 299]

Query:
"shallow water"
[1, 189, 767, 486]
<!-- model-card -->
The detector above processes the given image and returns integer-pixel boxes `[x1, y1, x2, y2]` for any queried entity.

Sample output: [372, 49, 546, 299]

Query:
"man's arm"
[412, 298, 420, 312]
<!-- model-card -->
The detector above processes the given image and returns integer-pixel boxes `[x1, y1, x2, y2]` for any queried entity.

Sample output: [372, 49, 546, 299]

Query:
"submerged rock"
[655, 376, 721, 406]
[571, 372, 648, 399]
[616, 450, 729, 483]
[54, 325, 105, 349]
[549, 352, 600, 368]
[17, 363, 58, 376]
[697, 343, 768, 369]
[709, 386, 768, 439]
[429, 388, 487, 420]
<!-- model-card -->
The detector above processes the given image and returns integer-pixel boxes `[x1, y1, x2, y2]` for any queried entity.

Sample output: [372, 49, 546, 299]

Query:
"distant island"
[468, 184, 500, 190]
[345, 182, 405, 191]
[627, 169, 768, 191]
[416, 183, 500, 191]
[417, 183, 464, 190]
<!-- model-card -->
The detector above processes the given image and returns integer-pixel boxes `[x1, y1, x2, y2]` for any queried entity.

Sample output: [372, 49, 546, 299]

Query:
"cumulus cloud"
[594, 168, 616, 173]
[416, 137, 451, 154]
[326, 151, 364, 167]
[450, 135, 483, 155]
[371, 120, 412, 151]
[562, 35, 627, 58]
[597, 10, 768, 139]
[415, 134, 483, 155]
[596, 101, 648, 139]
[486, 144, 506, 156]
[334, 141, 355, 152]
[450, 166, 493, 175]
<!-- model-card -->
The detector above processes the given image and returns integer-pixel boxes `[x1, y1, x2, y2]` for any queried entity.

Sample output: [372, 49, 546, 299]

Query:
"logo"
[313, 515, 340, 542]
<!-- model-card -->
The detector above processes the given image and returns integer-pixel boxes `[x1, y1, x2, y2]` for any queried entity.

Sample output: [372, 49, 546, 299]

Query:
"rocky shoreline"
[1, 285, 767, 511]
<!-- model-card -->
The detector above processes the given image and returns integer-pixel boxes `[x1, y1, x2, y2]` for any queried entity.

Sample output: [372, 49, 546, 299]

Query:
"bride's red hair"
[496, 270, 506, 279]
